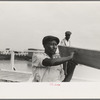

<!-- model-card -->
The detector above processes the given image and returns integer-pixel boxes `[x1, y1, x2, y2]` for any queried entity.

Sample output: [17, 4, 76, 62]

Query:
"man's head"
[42, 36, 59, 56]
[65, 31, 72, 41]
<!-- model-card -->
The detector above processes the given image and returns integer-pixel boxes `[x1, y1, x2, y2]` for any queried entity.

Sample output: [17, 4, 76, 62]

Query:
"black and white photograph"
[0, 1, 100, 99]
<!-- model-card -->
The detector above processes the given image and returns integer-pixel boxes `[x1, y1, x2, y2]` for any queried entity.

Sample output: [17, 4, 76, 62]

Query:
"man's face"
[65, 34, 71, 40]
[44, 40, 58, 55]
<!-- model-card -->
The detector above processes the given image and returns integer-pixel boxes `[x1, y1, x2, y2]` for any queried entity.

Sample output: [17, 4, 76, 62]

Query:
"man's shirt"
[28, 53, 65, 82]
[60, 38, 71, 47]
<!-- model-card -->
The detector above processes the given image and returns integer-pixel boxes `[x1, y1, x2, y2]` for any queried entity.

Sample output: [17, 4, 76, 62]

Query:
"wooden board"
[58, 46, 100, 69]
[0, 70, 32, 82]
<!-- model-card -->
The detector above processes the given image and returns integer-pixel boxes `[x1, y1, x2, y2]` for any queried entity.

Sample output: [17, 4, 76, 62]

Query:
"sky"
[0, 1, 100, 51]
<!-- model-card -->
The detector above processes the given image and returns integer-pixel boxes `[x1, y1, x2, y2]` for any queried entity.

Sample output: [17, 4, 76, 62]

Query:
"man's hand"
[68, 51, 78, 65]
[69, 52, 75, 59]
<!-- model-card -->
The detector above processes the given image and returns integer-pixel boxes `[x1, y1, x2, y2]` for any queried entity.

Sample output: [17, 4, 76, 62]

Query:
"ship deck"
[0, 70, 32, 82]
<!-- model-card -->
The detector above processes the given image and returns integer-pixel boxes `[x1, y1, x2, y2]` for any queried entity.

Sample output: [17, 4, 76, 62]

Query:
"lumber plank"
[58, 46, 100, 69]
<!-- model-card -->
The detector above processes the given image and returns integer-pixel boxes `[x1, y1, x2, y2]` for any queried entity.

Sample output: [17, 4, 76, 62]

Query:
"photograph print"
[0, 1, 100, 83]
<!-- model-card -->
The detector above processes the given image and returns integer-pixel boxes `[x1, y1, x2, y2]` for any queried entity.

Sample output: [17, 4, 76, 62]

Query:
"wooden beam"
[58, 46, 100, 69]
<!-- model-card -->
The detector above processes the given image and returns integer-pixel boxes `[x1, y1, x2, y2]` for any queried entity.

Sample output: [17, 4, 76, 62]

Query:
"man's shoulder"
[60, 38, 66, 43]
[59, 38, 66, 45]
[32, 52, 49, 58]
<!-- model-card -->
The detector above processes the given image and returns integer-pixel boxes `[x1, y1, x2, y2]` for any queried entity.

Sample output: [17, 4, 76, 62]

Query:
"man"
[60, 31, 72, 46]
[60, 31, 77, 82]
[28, 35, 75, 82]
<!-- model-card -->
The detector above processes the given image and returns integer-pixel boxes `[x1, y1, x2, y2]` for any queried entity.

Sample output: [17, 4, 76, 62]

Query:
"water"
[0, 60, 100, 82]
[0, 60, 32, 73]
